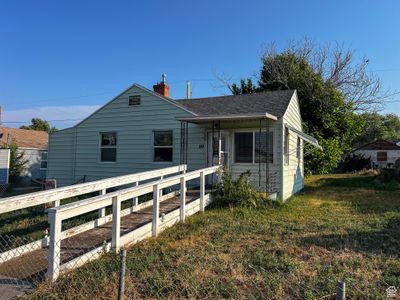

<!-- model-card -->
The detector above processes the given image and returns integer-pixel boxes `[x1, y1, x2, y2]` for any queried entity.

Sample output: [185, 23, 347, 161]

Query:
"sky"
[1, 0, 400, 129]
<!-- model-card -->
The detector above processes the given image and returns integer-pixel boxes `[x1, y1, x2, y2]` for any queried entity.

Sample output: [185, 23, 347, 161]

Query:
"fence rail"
[46, 165, 220, 281]
[0, 165, 187, 213]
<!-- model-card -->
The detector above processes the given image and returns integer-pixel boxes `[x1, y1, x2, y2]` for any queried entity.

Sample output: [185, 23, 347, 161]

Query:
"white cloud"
[2, 105, 101, 129]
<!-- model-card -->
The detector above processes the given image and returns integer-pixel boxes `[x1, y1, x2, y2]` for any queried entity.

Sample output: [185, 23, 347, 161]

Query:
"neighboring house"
[0, 127, 49, 183]
[47, 76, 321, 200]
[352, 139, 400, 168]
[0, 148, 10, 185]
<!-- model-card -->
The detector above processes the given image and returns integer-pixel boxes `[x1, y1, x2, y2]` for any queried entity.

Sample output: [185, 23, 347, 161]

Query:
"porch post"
[265, 118, 270, 195]
[217, 120, 221, 165]
[259, 119, 262, 187]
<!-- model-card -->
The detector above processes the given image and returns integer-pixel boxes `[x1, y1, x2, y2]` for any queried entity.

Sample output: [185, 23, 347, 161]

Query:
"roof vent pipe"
[186, 80, 191, 99]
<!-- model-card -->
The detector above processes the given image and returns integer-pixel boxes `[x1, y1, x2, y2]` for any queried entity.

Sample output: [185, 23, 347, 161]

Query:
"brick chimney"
[153, 73, 170, 97]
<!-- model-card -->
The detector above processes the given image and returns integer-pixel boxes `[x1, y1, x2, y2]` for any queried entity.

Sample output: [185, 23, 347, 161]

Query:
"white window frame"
[296, 137, 301, 164]
[284, 127, 289, 165]
[153, 130, 173, 163]
[232, 129, 274, 165]
[40, 151, 48, 170]
[99, 132, 117, 163]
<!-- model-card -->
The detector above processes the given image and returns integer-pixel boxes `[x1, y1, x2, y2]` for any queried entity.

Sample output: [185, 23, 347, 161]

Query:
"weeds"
[213, 170, 278, 208]
[24, 173, 400, 299]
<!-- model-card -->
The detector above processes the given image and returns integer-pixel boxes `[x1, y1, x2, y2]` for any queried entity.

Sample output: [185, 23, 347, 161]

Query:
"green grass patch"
[308, 173, 400, 191]
[21, 173, 400, 298]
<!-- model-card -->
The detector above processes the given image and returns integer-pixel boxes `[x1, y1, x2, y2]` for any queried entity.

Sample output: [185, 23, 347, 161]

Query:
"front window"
[255, 132, 274, 163]
[234, 132, 253, 163]
[154, 130, 173, 162]
[377, 151, 387, 162]
[234, 131, 274, 164]
[40, 151, 48, 169]
[100, 132, 117, 162]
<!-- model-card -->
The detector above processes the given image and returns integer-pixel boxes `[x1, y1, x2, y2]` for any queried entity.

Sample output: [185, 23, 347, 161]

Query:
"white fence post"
[111, 195, 121, 252]
[131, 181, 138, 213]
[200, 171, 205, 212]
[180, 177, 186, 222]
[160, 175, 164, 198]
[152, 184, 160, 237]
[47, 209, 61, 282]
[97, 189, 106, 225]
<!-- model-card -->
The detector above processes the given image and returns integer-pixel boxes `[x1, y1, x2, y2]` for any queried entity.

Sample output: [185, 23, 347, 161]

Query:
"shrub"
[213, 170, 265, 208]
[341, 154, 371, 172]
[2, 140, 29, 183]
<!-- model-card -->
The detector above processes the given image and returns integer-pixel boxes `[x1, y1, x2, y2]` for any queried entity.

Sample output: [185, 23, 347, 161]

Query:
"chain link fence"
[1, 231, 398, 299]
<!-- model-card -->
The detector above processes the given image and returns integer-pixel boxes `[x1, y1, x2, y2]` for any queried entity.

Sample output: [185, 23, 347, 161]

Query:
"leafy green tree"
[3, 141, 29, 183]
[231, 78, 260, 95]
[354, 113, 400, 146]
[20, 118, 58, 133]
[230, 46, 366, 174]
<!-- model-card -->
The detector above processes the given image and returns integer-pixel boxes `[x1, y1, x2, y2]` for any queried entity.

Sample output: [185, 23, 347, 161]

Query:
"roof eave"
[176, 113, 278, 123]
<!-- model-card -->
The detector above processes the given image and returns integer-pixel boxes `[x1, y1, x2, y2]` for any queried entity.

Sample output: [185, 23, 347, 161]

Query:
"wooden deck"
[0, 190, 201, 282]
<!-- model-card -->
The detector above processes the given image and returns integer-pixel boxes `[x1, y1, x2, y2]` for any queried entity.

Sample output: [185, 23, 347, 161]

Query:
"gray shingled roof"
[174, 90, 295, 118]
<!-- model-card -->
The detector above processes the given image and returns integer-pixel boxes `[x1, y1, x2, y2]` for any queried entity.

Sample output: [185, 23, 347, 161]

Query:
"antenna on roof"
[186, 80, 191, 99]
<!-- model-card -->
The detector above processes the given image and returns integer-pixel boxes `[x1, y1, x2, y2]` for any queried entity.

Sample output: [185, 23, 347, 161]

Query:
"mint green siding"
[281, 93, 304, 200]
[47, 85, 205, 187]
[47, 128, 75, 186]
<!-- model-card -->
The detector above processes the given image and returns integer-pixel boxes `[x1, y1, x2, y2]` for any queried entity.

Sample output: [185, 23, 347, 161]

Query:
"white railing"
[0, 165, 187, 214]
[46, 165, 221, 281]
[0, 165, 186, 262]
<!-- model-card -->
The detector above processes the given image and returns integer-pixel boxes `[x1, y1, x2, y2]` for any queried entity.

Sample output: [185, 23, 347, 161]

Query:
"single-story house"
[0, 127, 48, 183]
[352, 139, 400, 168]
[47, 76, 321, 200]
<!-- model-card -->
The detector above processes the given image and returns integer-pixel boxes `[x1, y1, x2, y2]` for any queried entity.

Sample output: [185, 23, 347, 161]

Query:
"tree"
[20, 118, 58, 133]
[226, 39, 369, 174]
[230, 78, 260, 95]
[353, 113, 400, 146]
[260, 39, 390, 112]
[4, 141, 29, 183]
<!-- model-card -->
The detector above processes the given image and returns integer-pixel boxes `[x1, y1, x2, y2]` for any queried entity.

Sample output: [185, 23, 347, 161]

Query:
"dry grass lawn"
[27, 173, 400, 299]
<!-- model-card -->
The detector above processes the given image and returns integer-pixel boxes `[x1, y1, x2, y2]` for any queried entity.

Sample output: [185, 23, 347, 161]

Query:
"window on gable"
[129, 95, 141, 106]
[40, 151, 48, 169]
[100, 132, 117, 162]
[154, 131, 173, 162]
[377, 151, 387, 162]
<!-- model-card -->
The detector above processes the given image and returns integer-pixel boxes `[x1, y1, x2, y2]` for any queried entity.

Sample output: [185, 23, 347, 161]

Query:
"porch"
[178, 114, 279, 197]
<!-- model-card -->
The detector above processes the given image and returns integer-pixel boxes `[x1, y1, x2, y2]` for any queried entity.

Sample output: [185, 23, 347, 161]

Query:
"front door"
[207, 131, 231, 169]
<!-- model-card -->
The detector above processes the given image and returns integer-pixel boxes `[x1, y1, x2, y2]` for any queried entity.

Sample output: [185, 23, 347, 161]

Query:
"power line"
[2, 118, 83, 124]
[2, 91, 120, 108]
